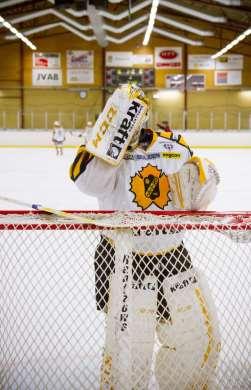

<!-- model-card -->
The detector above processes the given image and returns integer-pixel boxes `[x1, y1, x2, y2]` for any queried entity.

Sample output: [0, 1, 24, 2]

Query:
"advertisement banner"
[32, 69, 62, 86]
[215, 55, 243, 70]
[106, 51, 133, 67]
[188, 55, 215, 70]
[66, 50, 93, 69]
[155, 47, 182, 68]
[133, 54, 153, 66]
[33, 52, 61, 68]
[165, 74, 205, 90]
[215, 70, 242, 85]
[67, 69, 94, 84]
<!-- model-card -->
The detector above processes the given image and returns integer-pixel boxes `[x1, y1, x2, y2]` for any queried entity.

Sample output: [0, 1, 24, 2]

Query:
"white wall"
[0, 130, 83, 147]
[0, 129, 250, 148]
[182, 130, 251, 148]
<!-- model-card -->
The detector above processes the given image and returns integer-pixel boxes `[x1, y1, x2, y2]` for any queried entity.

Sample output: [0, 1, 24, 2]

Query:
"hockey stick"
[0, 195, 157, 229]
[0, 195, 109, 226]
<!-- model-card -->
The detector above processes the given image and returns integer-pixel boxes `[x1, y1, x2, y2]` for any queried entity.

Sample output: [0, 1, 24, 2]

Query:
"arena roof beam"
[160, 0, 227, 23]
[47, 0, 152, 20]
[5, 22, 96, 41]
[9, 8, 91, 30]
[103, 15, 148, 33]
[155, 14, 214, 36]
[213, 0, 241, 5]
[5, 20, 203, 46]
[153, 26, 203, 45]
[9, 8, 148, 35]
[0, 0, 29, 8]
[5, 23, 143, 44]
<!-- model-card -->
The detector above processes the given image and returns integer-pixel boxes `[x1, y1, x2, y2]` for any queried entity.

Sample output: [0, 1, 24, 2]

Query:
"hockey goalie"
[70, 84, 221, 390]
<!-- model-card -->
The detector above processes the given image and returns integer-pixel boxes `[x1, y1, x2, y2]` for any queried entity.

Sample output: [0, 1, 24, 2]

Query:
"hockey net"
[0, 210, 250, 390]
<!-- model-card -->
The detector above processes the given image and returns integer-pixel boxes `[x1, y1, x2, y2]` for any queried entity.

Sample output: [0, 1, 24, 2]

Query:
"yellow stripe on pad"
[188, 156, 206, 184]
[195, 288, 213, 368]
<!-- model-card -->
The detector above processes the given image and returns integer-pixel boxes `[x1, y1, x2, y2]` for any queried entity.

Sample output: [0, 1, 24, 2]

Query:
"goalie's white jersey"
[71, 129, 192, 210]
[70, 128, 193, 252]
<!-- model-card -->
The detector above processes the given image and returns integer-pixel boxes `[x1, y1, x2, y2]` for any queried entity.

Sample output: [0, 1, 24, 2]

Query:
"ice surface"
[0, 147, 250, 211]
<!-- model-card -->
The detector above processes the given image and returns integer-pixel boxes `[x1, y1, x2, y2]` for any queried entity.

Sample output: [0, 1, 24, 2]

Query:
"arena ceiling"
[0, 0, 251, 56]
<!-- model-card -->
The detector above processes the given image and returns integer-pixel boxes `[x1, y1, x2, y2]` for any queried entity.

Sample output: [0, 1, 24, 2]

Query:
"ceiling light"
[143, 0, 160, 45]
[0, 14, 36, 49]
[211, 27, 251, 58]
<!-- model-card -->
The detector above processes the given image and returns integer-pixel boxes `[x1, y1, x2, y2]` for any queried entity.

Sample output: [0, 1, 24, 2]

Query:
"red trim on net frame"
[0, 210, 250, 231]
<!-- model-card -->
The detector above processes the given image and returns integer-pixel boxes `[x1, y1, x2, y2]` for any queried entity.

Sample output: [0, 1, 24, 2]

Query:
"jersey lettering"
[106, 100, 145, 160]
[92, 105, 117, 148]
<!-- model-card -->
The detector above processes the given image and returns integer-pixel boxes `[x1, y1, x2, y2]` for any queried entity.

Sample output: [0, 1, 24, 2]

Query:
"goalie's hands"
[169, 156, 220, 210]
[86, 84, 149, 166]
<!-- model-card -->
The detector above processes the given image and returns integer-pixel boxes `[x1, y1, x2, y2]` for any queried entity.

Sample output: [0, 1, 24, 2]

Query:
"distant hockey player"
[84, 120, 93, 139]
[52, 121, 65, 156]
[70, 84, 221, 390]
[77, 120, 93, 143]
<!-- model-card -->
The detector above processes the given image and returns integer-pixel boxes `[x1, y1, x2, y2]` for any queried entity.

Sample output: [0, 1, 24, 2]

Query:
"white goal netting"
[0, 210, 250, 390]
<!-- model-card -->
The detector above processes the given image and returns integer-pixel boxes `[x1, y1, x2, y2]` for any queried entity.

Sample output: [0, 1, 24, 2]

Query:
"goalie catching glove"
[169, 156, 220, 210]
[86, 84, 149, 166]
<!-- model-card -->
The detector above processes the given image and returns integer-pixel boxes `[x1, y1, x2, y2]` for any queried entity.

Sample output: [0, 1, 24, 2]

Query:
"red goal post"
[0, 210, 250, 390]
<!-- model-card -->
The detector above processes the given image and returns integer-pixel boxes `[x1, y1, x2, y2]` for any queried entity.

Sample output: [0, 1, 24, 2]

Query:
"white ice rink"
[0, 146, 250, 212]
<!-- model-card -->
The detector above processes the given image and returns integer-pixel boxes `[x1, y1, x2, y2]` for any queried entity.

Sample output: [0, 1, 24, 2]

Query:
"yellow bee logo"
[130, 164, 171, 210]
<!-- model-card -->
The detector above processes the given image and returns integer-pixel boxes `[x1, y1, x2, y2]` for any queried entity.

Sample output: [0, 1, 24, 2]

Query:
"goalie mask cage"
[0, 210, 250, 390]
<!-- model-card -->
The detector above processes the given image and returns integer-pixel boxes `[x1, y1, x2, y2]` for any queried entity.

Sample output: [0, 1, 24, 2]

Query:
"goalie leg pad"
[131, 275, 157, 389]
[101, 243, 157, 390]
[155, 268, 221, 390]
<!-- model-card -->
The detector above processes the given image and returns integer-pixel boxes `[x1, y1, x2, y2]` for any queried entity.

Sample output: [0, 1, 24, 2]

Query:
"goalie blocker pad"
[86, 85, 148, 166]
[169, 157, 220, 210]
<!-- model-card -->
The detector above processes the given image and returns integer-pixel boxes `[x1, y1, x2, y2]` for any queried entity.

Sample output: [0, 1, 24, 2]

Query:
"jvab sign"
[32, 69, 62, 86]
